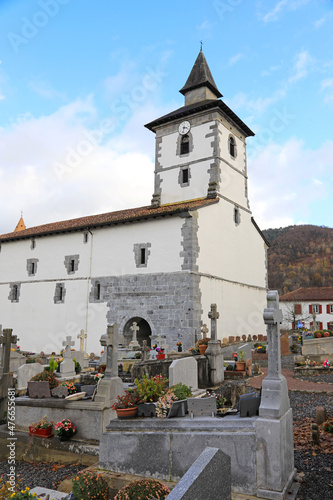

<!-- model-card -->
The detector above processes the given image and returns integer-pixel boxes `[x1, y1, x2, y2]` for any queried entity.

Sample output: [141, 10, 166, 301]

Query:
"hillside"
[262, 225, 333, 294]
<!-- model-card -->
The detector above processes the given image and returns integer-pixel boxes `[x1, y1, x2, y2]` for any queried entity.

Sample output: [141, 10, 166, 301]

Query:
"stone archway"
[123, 317, 152, 348]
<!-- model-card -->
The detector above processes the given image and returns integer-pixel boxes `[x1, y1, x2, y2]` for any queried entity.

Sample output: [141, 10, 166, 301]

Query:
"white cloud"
[28, 77, 66, 100]
[288, 50, 314, 83]
[262, 0, 310, 23]
[321, 78, 333, 104]
[228, 53, 244, 66]
[249, 138, 333, 229]
[314, 17, 326, 29]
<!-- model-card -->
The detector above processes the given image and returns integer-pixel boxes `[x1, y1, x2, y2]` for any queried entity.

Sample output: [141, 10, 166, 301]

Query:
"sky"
[0, 0, 332, 234]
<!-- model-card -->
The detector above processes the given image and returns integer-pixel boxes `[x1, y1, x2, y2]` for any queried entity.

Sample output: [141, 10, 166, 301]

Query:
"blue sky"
[0, 0, 332, 233]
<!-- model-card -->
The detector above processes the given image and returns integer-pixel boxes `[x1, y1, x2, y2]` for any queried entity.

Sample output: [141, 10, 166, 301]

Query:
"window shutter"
[319, 305, 322, 314]
[327, 305, 330, 314]
[319, 322, 323, 330]
[327, 322, 331, 330]
[309, 305, 312, 314]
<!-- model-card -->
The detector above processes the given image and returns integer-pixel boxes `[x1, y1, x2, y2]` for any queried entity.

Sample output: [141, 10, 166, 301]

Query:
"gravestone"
[187, 396, 217, 418]
[59, 336, 76, 377]
[201, 324, 209, 337]
[77, 329, 89, 368]
[142, 340, 150, 362]
[77, 329, 87, 352]
[51, 386, 68, 398]
[129, 322, 140, 350]
[205, 304, 224, 385]
[27, 381, 51, 398]
[255, 290, 296, 497]
[17, 363, 44, 392]
[149, 349, 157, 360]
[167, 447, 231, 500]
[94, 323, 125, 404]
[0, 329, 17, 414]
[169, 357, 198, 391]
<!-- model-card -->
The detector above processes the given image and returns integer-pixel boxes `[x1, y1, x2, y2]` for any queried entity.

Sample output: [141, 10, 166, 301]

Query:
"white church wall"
[218, 120, 247, 173]
[0, 278, 107, 354]
[200, 276, 267, 339]
[220, 161, 249, 208]
[159, 159, 211, 205]
[197, 202, 267, 287]
[91, 216, 183, 276]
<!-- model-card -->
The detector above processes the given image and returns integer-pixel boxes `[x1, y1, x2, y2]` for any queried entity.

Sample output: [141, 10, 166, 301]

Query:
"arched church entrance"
[123, 317, 152, 348]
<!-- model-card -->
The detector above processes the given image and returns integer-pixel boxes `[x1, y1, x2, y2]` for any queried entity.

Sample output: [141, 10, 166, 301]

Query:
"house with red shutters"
[280, 287, 333, 330]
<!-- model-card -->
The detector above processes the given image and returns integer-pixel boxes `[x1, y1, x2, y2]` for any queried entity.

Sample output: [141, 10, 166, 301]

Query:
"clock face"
[178, 120, 191, 135]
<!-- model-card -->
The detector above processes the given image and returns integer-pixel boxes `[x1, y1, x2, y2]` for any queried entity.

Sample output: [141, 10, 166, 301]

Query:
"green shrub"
[30, 369, 59, 390]
[170, 382, 192, 400]
[72, 470, 108, 500]
[73, 359, 81, 373]
[135, 374, 168, 402]
[322, 420, 333, 433]
[115, 478, 170, 500]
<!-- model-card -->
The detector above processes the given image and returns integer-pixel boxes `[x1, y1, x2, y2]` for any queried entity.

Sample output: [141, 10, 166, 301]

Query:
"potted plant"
[72, 470, 108, 500]
[155, 346, 165, 360]
[176, 341, 183, 352]
[235, 350, 246, 371]
[196, 337, 210, 355]
[135, 374, 168, 403]
[115, 478, 170, 500]
[29, 415, 53, 437]
[111, 388, 141, 419]
[54, 418, 77, 441]
[189, 346, 200, 355]
[61, 381, 77, 395]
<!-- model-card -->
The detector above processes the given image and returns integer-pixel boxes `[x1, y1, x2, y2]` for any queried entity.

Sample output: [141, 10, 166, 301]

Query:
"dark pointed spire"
[179, 50, 222, 99]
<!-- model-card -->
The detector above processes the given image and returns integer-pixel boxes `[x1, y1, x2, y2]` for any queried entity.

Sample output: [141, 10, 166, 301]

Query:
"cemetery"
[4, 292, 331, 498]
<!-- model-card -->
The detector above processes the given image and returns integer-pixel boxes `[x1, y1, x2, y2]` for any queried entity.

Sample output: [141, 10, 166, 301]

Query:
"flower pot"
[235, 361, 246, 371]
[198, 345, 208, 355]
[177, 346, 182, 352]
[116, 407, 138, 419]
[316, 333, 322, 338]
[324, 331, 330, 337]
[156, 353, 165, 360]
[29, 426, 53, 438]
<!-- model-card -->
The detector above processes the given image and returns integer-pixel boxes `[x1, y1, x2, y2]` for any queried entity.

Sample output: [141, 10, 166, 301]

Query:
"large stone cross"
[263, 291, 283, 380]
[129, 321, 140, 350]
[208, 304, 219, 341]
[77, 329, 87, 352]
[62, 336, 75, 359]
[201, 324, 209, 337]
[100, 324, 119, 378]
[0, 329, 18, 375]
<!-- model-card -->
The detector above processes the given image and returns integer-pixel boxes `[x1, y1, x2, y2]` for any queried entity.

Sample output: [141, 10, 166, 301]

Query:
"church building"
[0, 50, 269, 354]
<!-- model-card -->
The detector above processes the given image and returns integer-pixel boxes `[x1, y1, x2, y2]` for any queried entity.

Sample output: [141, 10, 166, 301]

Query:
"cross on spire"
[200, 40, 203, 51]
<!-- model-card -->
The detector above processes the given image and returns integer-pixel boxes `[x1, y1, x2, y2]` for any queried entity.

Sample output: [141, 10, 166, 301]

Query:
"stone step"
[30, 486, 69, 499]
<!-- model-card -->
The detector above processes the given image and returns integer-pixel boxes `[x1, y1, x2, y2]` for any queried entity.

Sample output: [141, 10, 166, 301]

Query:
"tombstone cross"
[142, 340, 150, 362]
[201, 324, 209, 337]
[100, 324, 119, 378]
[0, 329, 18, 374]
[62, 336, 75, 359]
[263, 291, 283, 379]
[130, 322, 140, 343]
[208, 304, 219, 341]
[77, 329, 87, 352]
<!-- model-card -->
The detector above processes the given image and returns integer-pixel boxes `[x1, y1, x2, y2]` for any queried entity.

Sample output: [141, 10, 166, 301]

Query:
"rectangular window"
[70, 259, 75, 272]
[54, 283, 65, 304]
[182, 168, 189, 184]
[64, 255, 79, 274]
[312, 304, 319, 314]
[140, 248, 146, 265]
[328, 304, 333, 314]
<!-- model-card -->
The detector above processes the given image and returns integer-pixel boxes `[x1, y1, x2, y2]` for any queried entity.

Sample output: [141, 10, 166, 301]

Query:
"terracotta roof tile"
[280, 287, 333, 302]
[0, 197, 219, 242]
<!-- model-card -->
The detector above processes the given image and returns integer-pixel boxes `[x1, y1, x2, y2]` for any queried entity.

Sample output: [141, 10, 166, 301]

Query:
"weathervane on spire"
[200, 40, 203, 51]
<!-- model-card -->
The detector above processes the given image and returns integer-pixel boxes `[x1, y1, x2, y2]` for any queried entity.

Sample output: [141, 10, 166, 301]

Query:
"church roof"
[14, 215, 26, 232]
[179, 49, 222, 98]
[145, 99, 254, 137]
[280, 287, 333, 302]
[0, 197, 219, 242]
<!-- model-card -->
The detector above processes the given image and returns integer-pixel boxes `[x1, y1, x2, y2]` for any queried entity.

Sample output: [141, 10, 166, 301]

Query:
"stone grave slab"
[167, 447, 231, 500]
[167, 399, 188, 418]
[81, 385, 96, 398]
[30, 487, 68, 499]
[17, 363, 44, 392]
[51, 386, 68, 398]
[187, 396, 216, 418]
[28, 381, 51, 398]
[169, 357, 198, 391]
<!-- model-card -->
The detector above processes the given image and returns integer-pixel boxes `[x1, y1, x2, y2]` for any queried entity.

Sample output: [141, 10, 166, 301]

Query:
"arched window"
[229, 136, 236, 158]
[180, 135, 190, 155]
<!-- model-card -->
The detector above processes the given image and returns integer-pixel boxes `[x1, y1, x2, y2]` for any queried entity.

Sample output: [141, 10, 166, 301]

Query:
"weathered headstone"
[59, 336, 76, 377]
[77, 329, 87, 352]
[17, 363, 44, 392]
[316, 406, 327, 425]
[129, 322, 140, 350]
[205, 304, 224, 385]
[255, 291, 296, 497]
[51, 386, 68, 398]
[167, 447, 231, 500]
[169, 357, 198, 391]
[28, 381, 51, 398]
[142, 340, 150, 362]
[94, 323, 125, 404]
[201, 324, 209, 337]
[0, 329, 17, 414]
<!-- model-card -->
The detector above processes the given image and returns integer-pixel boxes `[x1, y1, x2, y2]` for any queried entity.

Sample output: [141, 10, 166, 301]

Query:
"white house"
[280, 287, 333, 331]
[0, 50, 268, 354]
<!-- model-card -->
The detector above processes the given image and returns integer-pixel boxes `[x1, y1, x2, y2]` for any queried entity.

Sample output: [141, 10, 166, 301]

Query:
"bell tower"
[145, 50, 255, 215]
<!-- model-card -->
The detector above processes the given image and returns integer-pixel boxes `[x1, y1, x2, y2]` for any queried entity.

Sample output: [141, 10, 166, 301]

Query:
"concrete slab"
[30, 487, 68, 499]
